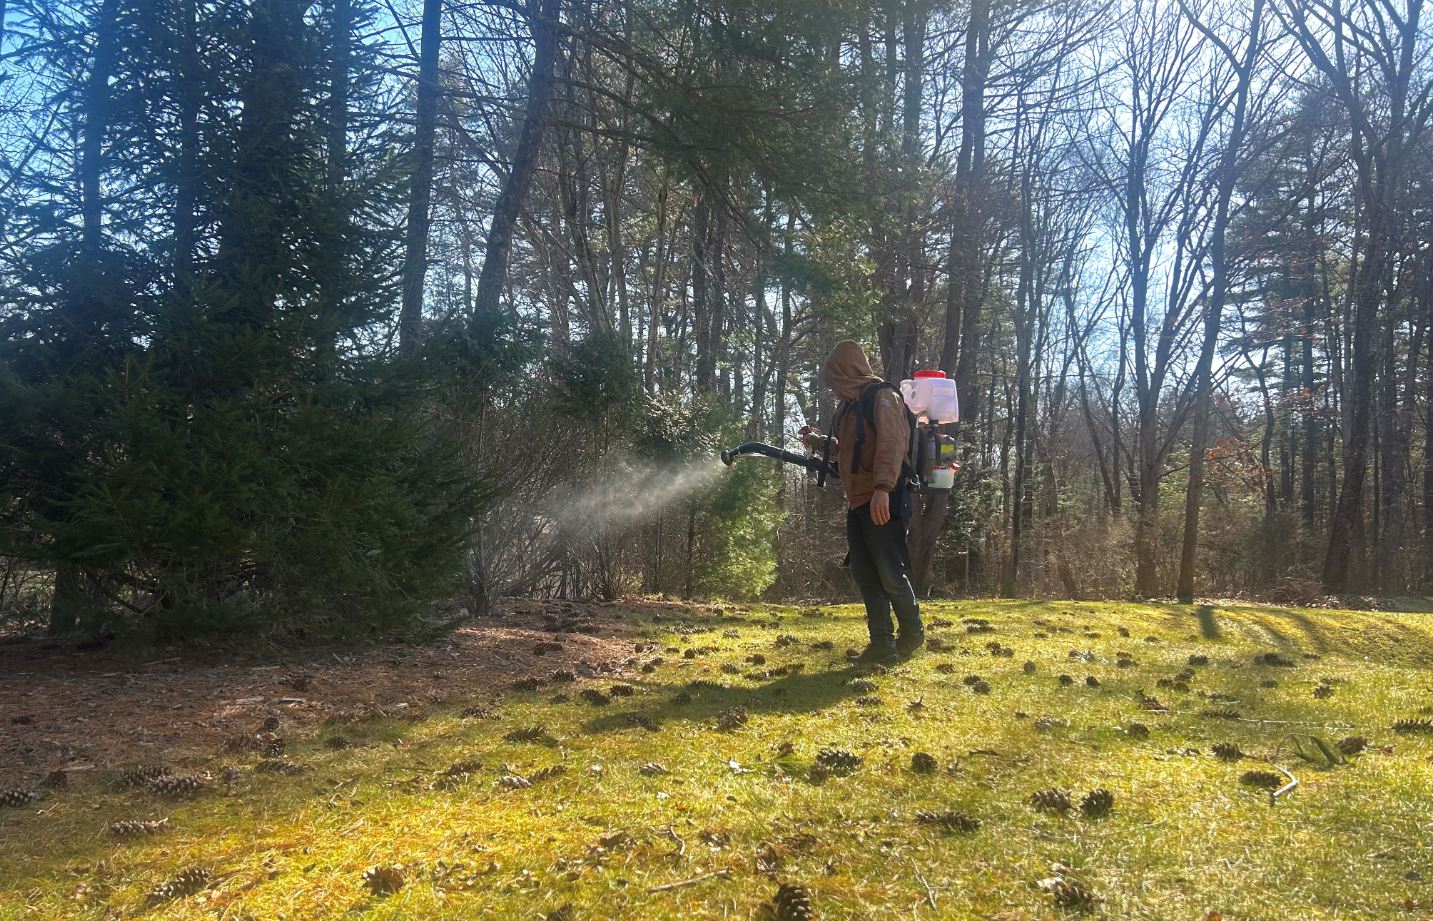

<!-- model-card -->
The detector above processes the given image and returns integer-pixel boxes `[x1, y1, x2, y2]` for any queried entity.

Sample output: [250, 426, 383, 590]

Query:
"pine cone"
[119, 765, 171, 788]
[1253, 652, 1296, 667]
[511, 676, 543, 692]
[1058, 674, 1074, 686]
[1188, 654, 1209, 666]
[580, 688, 611, 706]
[443, 758, 483, 777]
[255, 759, 306, 776]
[1212, 742, 1243, 761]
[850, 678, 878, 693]
[498, 774, 531, 791]
[1394, 718, 1433, 734]
[1337, 735, 1368, 756]
[1023, 661, 1036, 674]
[1200, 707, 1243, 720]
[808, 761, 831, 783]
[362, 864, 405, 895]
[110, 818, 170, 838]
[1239, 769, 1284, 789]
[910, 752, 938, 774]
[813, 748, 861, 776]
[1041, 877, 1097, 910]
[769, 882, 815, 920]
[1313, 684, 1334, 699]
[1028, 788, 1071, 813]
[1085, 676, 1101, 688]
[0, 788, 36, 808]
[145, 773, 207, 798]
[530, 765, 566, 783]
[262, 735, 285, 758]
[915, 809, 980, 832]
[717, 706, 749, 731]
[610, 683, 636, 697]
[1080, 788, 1114, 818]
[1138, 692, 1167, 711]
[147, 867, 211, 904]
[552, 669, 577, 683]
[639, 762, 667, 776]
[505, 726, 551, 743]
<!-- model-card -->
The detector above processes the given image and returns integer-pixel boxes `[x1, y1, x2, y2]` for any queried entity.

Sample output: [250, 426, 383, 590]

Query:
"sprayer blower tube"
[720, 441, 838, 479]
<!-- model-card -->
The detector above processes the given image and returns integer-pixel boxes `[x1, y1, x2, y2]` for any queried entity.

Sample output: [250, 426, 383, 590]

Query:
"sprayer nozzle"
[720, 450, 734, 466]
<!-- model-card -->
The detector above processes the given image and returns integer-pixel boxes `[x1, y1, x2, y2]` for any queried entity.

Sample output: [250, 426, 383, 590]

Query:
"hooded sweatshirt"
[820, 340, 910, 509]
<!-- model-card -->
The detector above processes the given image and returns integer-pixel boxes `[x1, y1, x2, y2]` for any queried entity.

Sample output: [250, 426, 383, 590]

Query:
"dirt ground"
[0, 599, 670, 785]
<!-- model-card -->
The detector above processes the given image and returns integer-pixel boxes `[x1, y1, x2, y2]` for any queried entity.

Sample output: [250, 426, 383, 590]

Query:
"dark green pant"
[846, 494, 923, 644]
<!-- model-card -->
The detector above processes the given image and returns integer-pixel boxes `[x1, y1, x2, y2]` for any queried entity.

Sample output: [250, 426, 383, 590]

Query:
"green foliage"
[691, 447, 784, 599]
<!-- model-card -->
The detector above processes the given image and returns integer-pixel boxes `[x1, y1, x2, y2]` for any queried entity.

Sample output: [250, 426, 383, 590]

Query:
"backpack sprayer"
[721, 370, 960, 493]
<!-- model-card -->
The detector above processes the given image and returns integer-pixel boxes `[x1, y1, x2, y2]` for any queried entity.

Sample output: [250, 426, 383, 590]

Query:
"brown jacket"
[819, 340, 909, 508]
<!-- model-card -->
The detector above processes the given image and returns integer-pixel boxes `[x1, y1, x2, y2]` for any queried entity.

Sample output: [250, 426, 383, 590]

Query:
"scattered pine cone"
[1029, 788, 1071, 813]
[971, 680, 992, 695]
[511, 676, 543, 692]
[717, 706, 750, 731]
[808, 761, 831, 782]
[1188, 654, 1209, 666]
[1138, 692, 1167, 711]
[442, 758, 483, 777]
[1042, 877, 1097, 910]
[0, 788, 36, 808]
[1085, 676, 1100, 688]
[362, 864, 405, 895]
[551, 669, 576, 683]
[529, 765, 566, 783]
[1240, 769, 1284, 789]
[1200, 708, 1243, 721]
[1023, 661, 1036, 674]
[850, 678, 878, 693]
[1394, 718, 1433, 734]
[110, 818, 169, 838]
[910, 752, 938, 774]
[119, 765, 171, 788]
[1080, 788, 1114, 818]
[1127, 722, 1150, 739]
[639, 763, 667, 776]
[255, 759, 306, 776]
[147, 867, 211, 904]
[262, 735, 285, 758]
[915, 809, 980, 832]
[580, 688, 611, 706]
[1337, 735, 1368, 756]
[283, 672, 313, 691]
[814, 748, 861, 776]
[505, 726, 550, 743]
[610, 683, 636, 697]
[1058, 674, 1074, 686]
[1259, 678, 1278, 688]
[1212, 742, 1243, 761]
[145, 773, 207, 798]
[1253, 652, 1296, 667]
[497, 774, 531, 791]
[1313, 684, 1334, 699]
[768, 882, 815, 921]
[672, 691, 693, 705]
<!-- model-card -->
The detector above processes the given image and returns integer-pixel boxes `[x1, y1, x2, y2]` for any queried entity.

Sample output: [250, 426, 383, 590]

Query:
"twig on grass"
[645, 868, 731, 893]
[910, 857, 937, 908]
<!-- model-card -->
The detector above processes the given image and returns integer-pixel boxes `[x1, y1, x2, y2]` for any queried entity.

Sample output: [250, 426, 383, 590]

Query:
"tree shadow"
[580, 662, 866, 734]
[1195, 605, 1220, 641]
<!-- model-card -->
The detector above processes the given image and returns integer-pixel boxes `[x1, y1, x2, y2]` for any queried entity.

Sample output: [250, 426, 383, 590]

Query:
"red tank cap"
[913, 370, 946, 378]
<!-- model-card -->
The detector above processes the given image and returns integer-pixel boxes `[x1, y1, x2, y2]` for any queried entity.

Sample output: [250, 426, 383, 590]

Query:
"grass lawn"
[3, 599, 1433, 919]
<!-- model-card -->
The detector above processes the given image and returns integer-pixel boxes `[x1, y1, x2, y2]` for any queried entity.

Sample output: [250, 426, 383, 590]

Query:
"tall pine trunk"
[398, 0, 442, 352]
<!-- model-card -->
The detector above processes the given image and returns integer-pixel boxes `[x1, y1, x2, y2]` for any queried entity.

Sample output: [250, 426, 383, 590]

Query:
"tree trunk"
[1176, 0, 1262, 602]
[398, 0, 442, 352]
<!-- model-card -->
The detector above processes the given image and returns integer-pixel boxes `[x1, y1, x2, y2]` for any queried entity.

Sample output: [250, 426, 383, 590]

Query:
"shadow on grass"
[580, 662, 864, 734]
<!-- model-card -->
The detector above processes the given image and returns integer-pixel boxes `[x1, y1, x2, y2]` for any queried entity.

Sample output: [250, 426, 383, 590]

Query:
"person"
[800, 340, 924, 663]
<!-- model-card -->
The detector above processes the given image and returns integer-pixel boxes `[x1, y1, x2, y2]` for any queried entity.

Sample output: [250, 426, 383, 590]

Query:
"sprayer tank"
[900, 371, 959, 424]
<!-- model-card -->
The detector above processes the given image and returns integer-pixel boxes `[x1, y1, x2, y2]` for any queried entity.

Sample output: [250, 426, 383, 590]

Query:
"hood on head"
[822, 340, 882, 402]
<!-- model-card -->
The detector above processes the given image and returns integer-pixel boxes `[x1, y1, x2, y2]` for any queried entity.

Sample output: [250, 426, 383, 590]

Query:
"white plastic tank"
[902, 370, 958, 423]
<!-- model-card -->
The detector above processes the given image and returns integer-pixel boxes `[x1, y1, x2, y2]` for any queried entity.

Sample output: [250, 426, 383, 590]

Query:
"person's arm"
[798, 425, 837, 451]
[871, 391, 908, 493]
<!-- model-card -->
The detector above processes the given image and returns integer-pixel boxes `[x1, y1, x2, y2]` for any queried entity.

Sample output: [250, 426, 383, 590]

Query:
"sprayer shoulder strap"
[849, 382, 900, 475]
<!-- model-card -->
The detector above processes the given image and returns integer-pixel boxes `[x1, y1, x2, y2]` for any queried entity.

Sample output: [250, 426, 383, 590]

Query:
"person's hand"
[870, 488, 891, 526]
